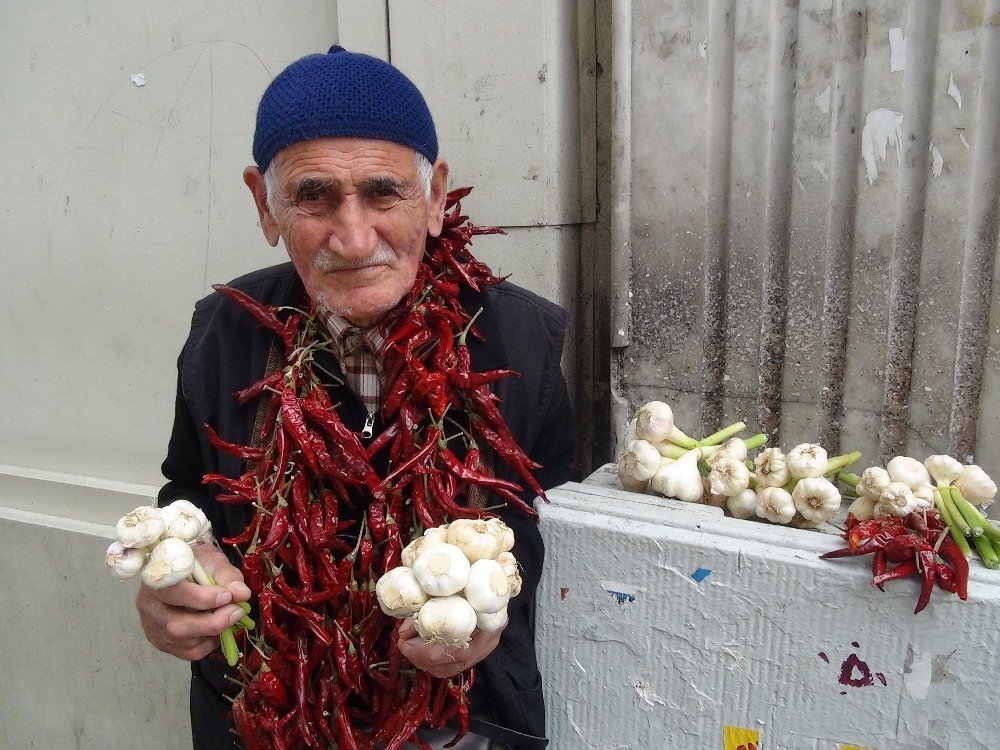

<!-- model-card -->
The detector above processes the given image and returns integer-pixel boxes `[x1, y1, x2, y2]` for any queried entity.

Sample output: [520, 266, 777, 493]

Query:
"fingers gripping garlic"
[464, 559, 511, 614]
[411, 543, 471, 596]
[414, 595, 479, 647]
[924, 454, 964, 486]
[876, 481, 919, 517]
[649, 449, 703, 503]
[116, 506, 166, 549]
[954, 464, 998, 506]
[754, 448, 791, 489]
[106, 541, 148, 580]
[886, 456, 932, 490]
[786, 443, 829, 479]
[755, 487, 796, 524]
[857, 467, 891, 498]
[791, 477, 841, 523]
[375, 566, 429, 617]
[446, 519, 502, 563]
[141, 537, 196, 589]
[726, 489, 758, 520]
[617, 440, 663, 483]
[708, 455, 751, 497]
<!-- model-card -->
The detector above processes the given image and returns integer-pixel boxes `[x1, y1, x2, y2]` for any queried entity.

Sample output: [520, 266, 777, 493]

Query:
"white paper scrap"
[929, 144, 943, 178]
[948, 73, 962, 108]
[815, 86, 831, 114]
[130, 73, 146, 87]
[889, 28, 906, 72]
[861, 108, 904, 184]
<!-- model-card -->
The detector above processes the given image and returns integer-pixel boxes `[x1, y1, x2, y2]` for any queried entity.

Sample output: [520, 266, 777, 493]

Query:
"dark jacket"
[159, 262, 577, 748]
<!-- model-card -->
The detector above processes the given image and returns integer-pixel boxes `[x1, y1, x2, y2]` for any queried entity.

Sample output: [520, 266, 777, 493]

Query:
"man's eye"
[300, 190, 321, 202]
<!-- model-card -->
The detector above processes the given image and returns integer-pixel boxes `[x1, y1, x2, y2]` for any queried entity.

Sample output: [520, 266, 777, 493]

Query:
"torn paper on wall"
[929, 144, 943, 178]
[861, 108, 904, 185]
[815, 86, 831, 115]
[889, 28, 906, 72]
[130, 73, 146, 87]
[948, 73, 962, 108]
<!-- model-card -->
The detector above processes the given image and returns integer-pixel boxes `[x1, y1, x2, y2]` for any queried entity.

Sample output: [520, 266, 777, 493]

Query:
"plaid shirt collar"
[316, 306, 386, 416]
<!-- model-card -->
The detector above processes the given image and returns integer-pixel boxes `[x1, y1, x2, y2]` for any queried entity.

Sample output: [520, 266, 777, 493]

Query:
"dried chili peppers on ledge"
[205, 187, 545, 749]
[819, 510, 969, 614]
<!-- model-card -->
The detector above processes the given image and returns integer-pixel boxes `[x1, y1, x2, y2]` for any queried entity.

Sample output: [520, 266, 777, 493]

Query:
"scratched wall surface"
[620, 0, 1000, 476]
[0, 1, 339, 494]
[536, 481, 1000, 749]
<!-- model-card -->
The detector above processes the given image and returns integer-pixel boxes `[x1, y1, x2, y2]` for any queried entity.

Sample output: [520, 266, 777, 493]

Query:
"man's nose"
[331, 198, 377, 260]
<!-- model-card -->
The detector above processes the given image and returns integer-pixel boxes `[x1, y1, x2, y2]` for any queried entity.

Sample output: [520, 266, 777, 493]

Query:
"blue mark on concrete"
[691, 568, 712, 583]
[608, 590, 636, 606]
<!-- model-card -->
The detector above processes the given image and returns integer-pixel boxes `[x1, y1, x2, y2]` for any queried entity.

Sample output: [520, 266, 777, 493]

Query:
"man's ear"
[426, 159, 450, 238]
[243, 166, 281, 247]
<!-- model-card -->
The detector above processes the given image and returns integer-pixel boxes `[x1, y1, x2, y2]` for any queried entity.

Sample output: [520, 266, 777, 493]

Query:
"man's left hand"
[397, 617, 505, 678]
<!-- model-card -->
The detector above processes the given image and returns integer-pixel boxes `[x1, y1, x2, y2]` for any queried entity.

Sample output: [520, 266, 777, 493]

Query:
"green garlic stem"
[973, 533, 1000, 569]
[940, 487, 972, 536]
[951, 487, 987, 537]
[666, 428, 699, 450]
[935, 490, 973, 558]
[838, 472, 861, 488]
[220, 627, 240, 666]
[824, 451, 863, 477]
[237, 614, 256, 630]
[192, 560, 216, 586]
[699, 422, 746, 447]
[743, 433, 767, 452]
[955, 495, 1000, 544]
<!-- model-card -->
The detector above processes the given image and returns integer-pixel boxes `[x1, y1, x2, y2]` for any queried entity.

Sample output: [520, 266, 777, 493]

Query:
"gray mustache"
[314, 242, 398, 273]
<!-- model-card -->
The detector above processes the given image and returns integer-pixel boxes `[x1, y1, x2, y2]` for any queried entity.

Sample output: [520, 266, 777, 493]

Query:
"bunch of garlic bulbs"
[616, 401, 861, 528]
[105, 500, 252, 664]
[375, 518, 521, 647]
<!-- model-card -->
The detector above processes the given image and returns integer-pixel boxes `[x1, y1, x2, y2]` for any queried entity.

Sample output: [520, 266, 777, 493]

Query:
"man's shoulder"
[194, 262, 300, 312]
[485, 280, 569, 331]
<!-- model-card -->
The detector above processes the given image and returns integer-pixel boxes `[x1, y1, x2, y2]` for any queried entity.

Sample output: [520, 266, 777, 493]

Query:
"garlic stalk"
[414, 595, 479, 647]
[924, 454, 963, 486]
[648, 449, 704, 503]
[786, 444, 828, 480]
[699, 422, 747, 447]
[446, 519, 502, 563]
[754, 448, 790, 489]
[708, 455, 751, 497]
[755, 487, 796, 524]
[141, 537, 196, 589]
[954, 464, 997, 506]
[401, 527, 448, 568]
[476, 607, 509, 634]
[886, 456, 932, 490]
[464, 559, 511, 614]
[376, 566, 429, 617]
[617, 439, 663, 483]
[116, 506, 166, 549]
[726, 489, 758, 520]
[791, 477, 841, 523]
[106, 541, 148, 580]
[411, 543, 471, 596]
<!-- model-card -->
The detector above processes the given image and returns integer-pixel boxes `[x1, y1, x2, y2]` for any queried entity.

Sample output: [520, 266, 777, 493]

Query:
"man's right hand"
[135, 542, 250, 661]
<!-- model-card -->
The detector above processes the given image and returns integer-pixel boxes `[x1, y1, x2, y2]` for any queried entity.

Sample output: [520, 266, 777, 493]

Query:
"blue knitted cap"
[252, 45, 438, 172]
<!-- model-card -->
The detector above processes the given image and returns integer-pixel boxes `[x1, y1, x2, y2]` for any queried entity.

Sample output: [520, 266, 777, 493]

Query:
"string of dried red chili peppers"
[204, 188, 544, 750]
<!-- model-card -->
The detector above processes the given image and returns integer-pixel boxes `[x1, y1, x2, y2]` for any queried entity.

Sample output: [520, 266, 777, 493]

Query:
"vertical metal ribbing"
[817, 1, 868, 454]
[757, 0, 800, 445]
[949, 0, 1000, 462]
[700, 0, 737, 436]
[879, 0, 940, 462]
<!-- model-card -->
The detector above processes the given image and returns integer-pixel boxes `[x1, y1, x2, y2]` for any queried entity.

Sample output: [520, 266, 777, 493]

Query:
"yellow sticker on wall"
[840, 745, 871, 750]
[723, 725, 759, 750]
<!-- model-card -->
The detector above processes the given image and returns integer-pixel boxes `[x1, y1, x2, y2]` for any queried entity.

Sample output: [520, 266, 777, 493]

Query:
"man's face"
[245, 137, 448, 327]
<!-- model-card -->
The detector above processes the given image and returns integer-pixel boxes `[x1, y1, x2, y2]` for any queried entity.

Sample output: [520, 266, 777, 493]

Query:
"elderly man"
[136, 46, 576, 749]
